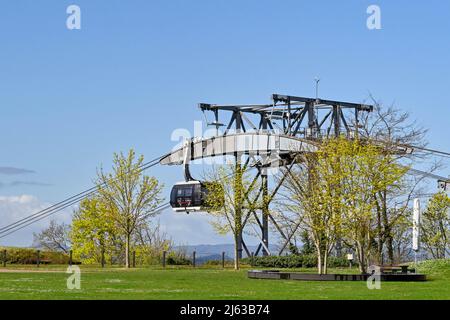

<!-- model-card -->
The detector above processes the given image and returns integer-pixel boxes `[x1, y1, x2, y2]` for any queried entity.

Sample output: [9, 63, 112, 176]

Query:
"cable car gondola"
[169, 139, 210, 213]
[170, 180, 208, 213]
[170, 139, 225, 213]
[169, 138, 224, 213]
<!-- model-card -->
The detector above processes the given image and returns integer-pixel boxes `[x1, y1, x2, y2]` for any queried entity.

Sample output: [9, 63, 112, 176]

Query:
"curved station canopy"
[159, 132, 319, 167]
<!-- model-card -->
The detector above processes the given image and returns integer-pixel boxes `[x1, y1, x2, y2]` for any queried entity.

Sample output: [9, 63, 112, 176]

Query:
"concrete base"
[248, 270, 427, 282]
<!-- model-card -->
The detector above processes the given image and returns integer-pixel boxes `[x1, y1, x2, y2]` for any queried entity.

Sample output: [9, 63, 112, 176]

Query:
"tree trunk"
[380, 190, 394, 265]
[234, 234, 240, 270]
[386, 234, 394, 264]
[317, 253, 322, 275]
[376, 207, 383, 265]
[356, 242, 367, 274]
[323, 251, 328, 275]
[313, 239, 323, 274]
[125, 232, 130, 268]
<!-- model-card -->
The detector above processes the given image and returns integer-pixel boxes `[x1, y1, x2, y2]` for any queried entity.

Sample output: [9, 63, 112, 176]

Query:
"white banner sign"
[412, 198, 421, 251]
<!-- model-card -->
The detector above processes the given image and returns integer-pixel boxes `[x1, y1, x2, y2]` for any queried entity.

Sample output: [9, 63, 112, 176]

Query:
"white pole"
[413, 198, 421, 265]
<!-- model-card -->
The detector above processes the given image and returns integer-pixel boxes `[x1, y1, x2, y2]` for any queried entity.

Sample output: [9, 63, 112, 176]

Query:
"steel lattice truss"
[162, 93, 449, 256]
[196, 94, 374, 257]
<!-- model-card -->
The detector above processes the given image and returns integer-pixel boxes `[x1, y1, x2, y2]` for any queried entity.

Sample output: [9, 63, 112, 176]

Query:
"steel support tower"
[196, 94, 374, 257]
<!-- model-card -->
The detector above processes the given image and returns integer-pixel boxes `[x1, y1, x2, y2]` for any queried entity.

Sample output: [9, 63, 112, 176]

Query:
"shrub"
[202, 259, 234, 267]
[328, 256, 350, 268]
[241, 254, 350, 269]
[413, 259, 450, 274]
[0, 247, 72, 265]
[166, 251, 192, 265]
[202, 259, 221, 266]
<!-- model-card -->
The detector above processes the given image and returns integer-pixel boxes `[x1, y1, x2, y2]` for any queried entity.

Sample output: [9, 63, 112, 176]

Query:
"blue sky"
[0, 0, 449, 246]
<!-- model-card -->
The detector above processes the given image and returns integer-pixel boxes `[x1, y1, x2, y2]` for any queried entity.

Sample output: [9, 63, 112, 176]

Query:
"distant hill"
[174, 243, 278, 263]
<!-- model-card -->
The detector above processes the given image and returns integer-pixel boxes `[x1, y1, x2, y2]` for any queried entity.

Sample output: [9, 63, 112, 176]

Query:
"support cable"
[0, 152, 258, 239]
[0, 153, 170, 238]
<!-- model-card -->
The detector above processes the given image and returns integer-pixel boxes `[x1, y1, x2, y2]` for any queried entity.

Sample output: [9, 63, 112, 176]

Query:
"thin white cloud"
[2, 181, 52, 188]
[0, 195, 73, 247]
[0, 195, 261, 248]
[0, 167, 35, 175]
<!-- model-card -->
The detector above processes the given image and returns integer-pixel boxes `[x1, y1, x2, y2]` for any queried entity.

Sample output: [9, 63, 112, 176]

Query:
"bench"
[379, 265, 415, 274]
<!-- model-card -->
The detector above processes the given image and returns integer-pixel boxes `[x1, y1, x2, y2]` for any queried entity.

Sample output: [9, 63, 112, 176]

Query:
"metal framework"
[2, 95, 449, 247]
[199, 94, 373, 138]
[161, 93, 375, 258]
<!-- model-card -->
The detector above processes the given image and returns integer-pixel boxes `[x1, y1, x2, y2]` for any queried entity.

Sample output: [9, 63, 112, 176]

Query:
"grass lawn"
[0, 263, 449, 300]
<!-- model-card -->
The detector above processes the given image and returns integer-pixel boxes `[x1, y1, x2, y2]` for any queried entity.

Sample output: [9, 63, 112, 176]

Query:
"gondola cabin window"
[170, 181, 204, 213]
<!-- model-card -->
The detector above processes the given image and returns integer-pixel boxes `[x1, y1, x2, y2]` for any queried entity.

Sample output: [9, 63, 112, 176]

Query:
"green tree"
[359, 98, 429, 265]
[281, 141, 344, 274]
[390, 209, 413, 263]
[299, 230, 314, 255]
[280, 137, 407, 273]
[133, 220, 174, 265]
[335, 138, 407, 273]
[96, 149, 164, 268]
[421, 191, 450, 259]
[70, 197, 120, 264]
[205, 163, 260, 270]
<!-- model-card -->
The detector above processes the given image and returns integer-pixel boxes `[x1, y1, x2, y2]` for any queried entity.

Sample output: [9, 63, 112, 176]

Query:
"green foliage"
[70, 197, 121, 265]
[414, 259, 450, 275]
[203, 181, 225, 209]
[0, 247, 73, 265]
[204, 163, 262, 270]
[282, 137, 408, 274]
[241, 254, 350, 269]
[202, 259, 234, 267]
[421, 192, 450, 259]
[299, 230, 314, 255]
[166, 252, 192, 265]
[96, 149, 165, 268]
[133, 246, 163, 266]
[204, 164, 259, 236]
[322, 137, 407, 272]
[70, 149, 165, 267]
